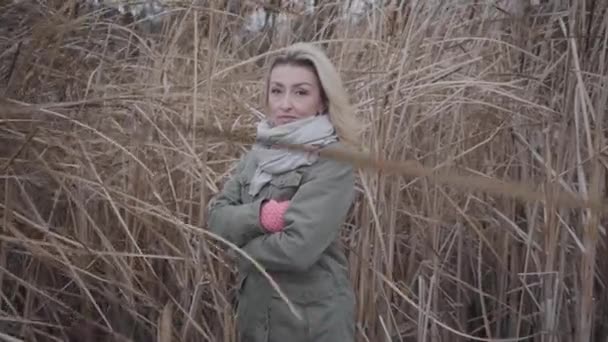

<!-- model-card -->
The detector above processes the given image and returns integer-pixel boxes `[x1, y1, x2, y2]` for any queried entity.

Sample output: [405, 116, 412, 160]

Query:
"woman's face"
[267, 64, 325, 126]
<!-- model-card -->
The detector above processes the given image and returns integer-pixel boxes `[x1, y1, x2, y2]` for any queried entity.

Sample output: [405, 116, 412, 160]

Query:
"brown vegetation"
[1, 0, 607, 341]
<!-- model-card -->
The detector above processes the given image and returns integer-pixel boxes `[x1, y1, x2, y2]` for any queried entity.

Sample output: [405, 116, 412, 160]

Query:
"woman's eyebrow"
[270, 81, 313, 87]
[293, 82, 313, 87]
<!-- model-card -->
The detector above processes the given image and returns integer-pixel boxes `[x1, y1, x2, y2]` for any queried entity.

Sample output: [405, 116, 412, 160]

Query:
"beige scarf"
[248, 114, 337, 196]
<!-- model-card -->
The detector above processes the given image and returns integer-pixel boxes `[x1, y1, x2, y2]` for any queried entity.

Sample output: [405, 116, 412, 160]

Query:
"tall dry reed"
[1, 0, 607, 341]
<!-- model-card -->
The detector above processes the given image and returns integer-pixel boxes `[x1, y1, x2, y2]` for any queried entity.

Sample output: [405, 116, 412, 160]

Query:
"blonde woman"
[208, 42, 360, 342]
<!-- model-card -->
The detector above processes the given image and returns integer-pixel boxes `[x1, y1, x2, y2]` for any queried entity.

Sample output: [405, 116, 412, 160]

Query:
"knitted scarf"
[248, 114, 337, 196]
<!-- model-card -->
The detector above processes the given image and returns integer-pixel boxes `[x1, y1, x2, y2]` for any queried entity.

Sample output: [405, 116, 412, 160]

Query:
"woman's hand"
[260, 199, 290, 233]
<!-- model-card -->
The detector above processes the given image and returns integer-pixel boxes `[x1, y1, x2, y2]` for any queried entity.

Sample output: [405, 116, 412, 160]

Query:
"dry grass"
[1, 0, 607, 341]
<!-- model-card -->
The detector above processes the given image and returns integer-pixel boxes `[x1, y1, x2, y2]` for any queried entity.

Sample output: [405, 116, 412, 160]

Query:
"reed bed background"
[1, 0, 607, 341]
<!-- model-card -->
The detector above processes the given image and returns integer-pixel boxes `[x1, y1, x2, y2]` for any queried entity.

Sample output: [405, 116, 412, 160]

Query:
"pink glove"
[260, 199, 290, 233]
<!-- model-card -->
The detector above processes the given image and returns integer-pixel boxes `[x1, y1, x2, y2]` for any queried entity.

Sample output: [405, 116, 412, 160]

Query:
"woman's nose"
[279, 94, 292, 110]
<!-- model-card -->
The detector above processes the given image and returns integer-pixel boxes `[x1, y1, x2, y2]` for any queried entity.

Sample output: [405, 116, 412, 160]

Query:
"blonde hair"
[263, 42, 362, 149]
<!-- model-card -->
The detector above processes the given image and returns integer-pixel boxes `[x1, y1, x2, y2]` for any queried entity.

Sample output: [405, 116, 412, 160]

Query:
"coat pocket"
[236, 279, 269, 342]
[236, 300, 269, 341]
[269, 171, 302, 201]
[304, 290, 356, 342]
[269, 263, 340, 304]
[267, 296, 309, 342]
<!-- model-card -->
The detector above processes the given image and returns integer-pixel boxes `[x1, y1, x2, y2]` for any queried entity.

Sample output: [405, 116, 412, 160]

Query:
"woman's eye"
[270, 88, 282, 94]
[295, 90, 308, 96]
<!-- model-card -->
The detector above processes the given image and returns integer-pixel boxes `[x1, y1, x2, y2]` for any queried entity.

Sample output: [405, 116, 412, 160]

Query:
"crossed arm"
[207, 156, 355, 272]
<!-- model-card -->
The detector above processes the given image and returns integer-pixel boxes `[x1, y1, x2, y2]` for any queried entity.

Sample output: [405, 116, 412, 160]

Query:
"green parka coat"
[207, 142, 356, 342]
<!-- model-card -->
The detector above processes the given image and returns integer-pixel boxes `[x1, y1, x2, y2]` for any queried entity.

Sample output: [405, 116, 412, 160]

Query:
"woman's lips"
[275, 115, 297, 124]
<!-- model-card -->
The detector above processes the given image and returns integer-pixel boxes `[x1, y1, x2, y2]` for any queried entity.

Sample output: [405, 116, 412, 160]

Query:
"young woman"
[207, 42, 360, 342]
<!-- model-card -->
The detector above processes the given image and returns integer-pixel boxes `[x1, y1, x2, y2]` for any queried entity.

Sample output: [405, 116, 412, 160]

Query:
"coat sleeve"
[241, 156, 355, 272]
[207, 156, 266, 247]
